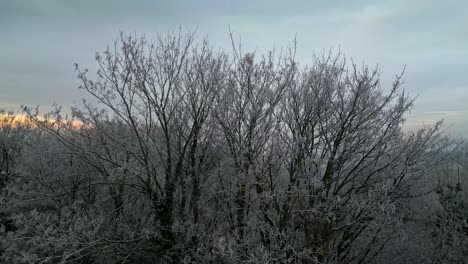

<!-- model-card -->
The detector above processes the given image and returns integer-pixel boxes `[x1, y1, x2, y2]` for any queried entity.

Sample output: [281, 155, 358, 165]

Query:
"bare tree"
[0, 31, 451, 263]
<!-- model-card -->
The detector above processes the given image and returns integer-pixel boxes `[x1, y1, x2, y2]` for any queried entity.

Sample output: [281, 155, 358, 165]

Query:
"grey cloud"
[0, 0, 467, 134]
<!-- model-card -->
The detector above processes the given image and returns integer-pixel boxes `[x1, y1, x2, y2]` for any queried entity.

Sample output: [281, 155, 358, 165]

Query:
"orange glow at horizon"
[0, 112, 83, 128]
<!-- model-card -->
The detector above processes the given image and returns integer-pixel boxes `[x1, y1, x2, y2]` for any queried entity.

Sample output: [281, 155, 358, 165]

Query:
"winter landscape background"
[1, 1, 467, 263]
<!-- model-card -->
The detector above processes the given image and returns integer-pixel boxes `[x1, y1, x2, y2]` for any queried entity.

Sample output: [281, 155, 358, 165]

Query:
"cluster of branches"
[0, 31, 458, 263]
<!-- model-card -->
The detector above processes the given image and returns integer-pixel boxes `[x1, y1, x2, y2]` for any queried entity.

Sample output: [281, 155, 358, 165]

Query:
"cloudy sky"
[1, 0, 467, 135]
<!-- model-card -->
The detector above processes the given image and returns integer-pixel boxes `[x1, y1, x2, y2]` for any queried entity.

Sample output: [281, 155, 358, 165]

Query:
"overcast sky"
[1, 0, 467, 135]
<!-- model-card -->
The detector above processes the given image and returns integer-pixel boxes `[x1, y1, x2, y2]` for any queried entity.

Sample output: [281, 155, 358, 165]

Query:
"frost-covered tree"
[0, 32, 455, 263]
